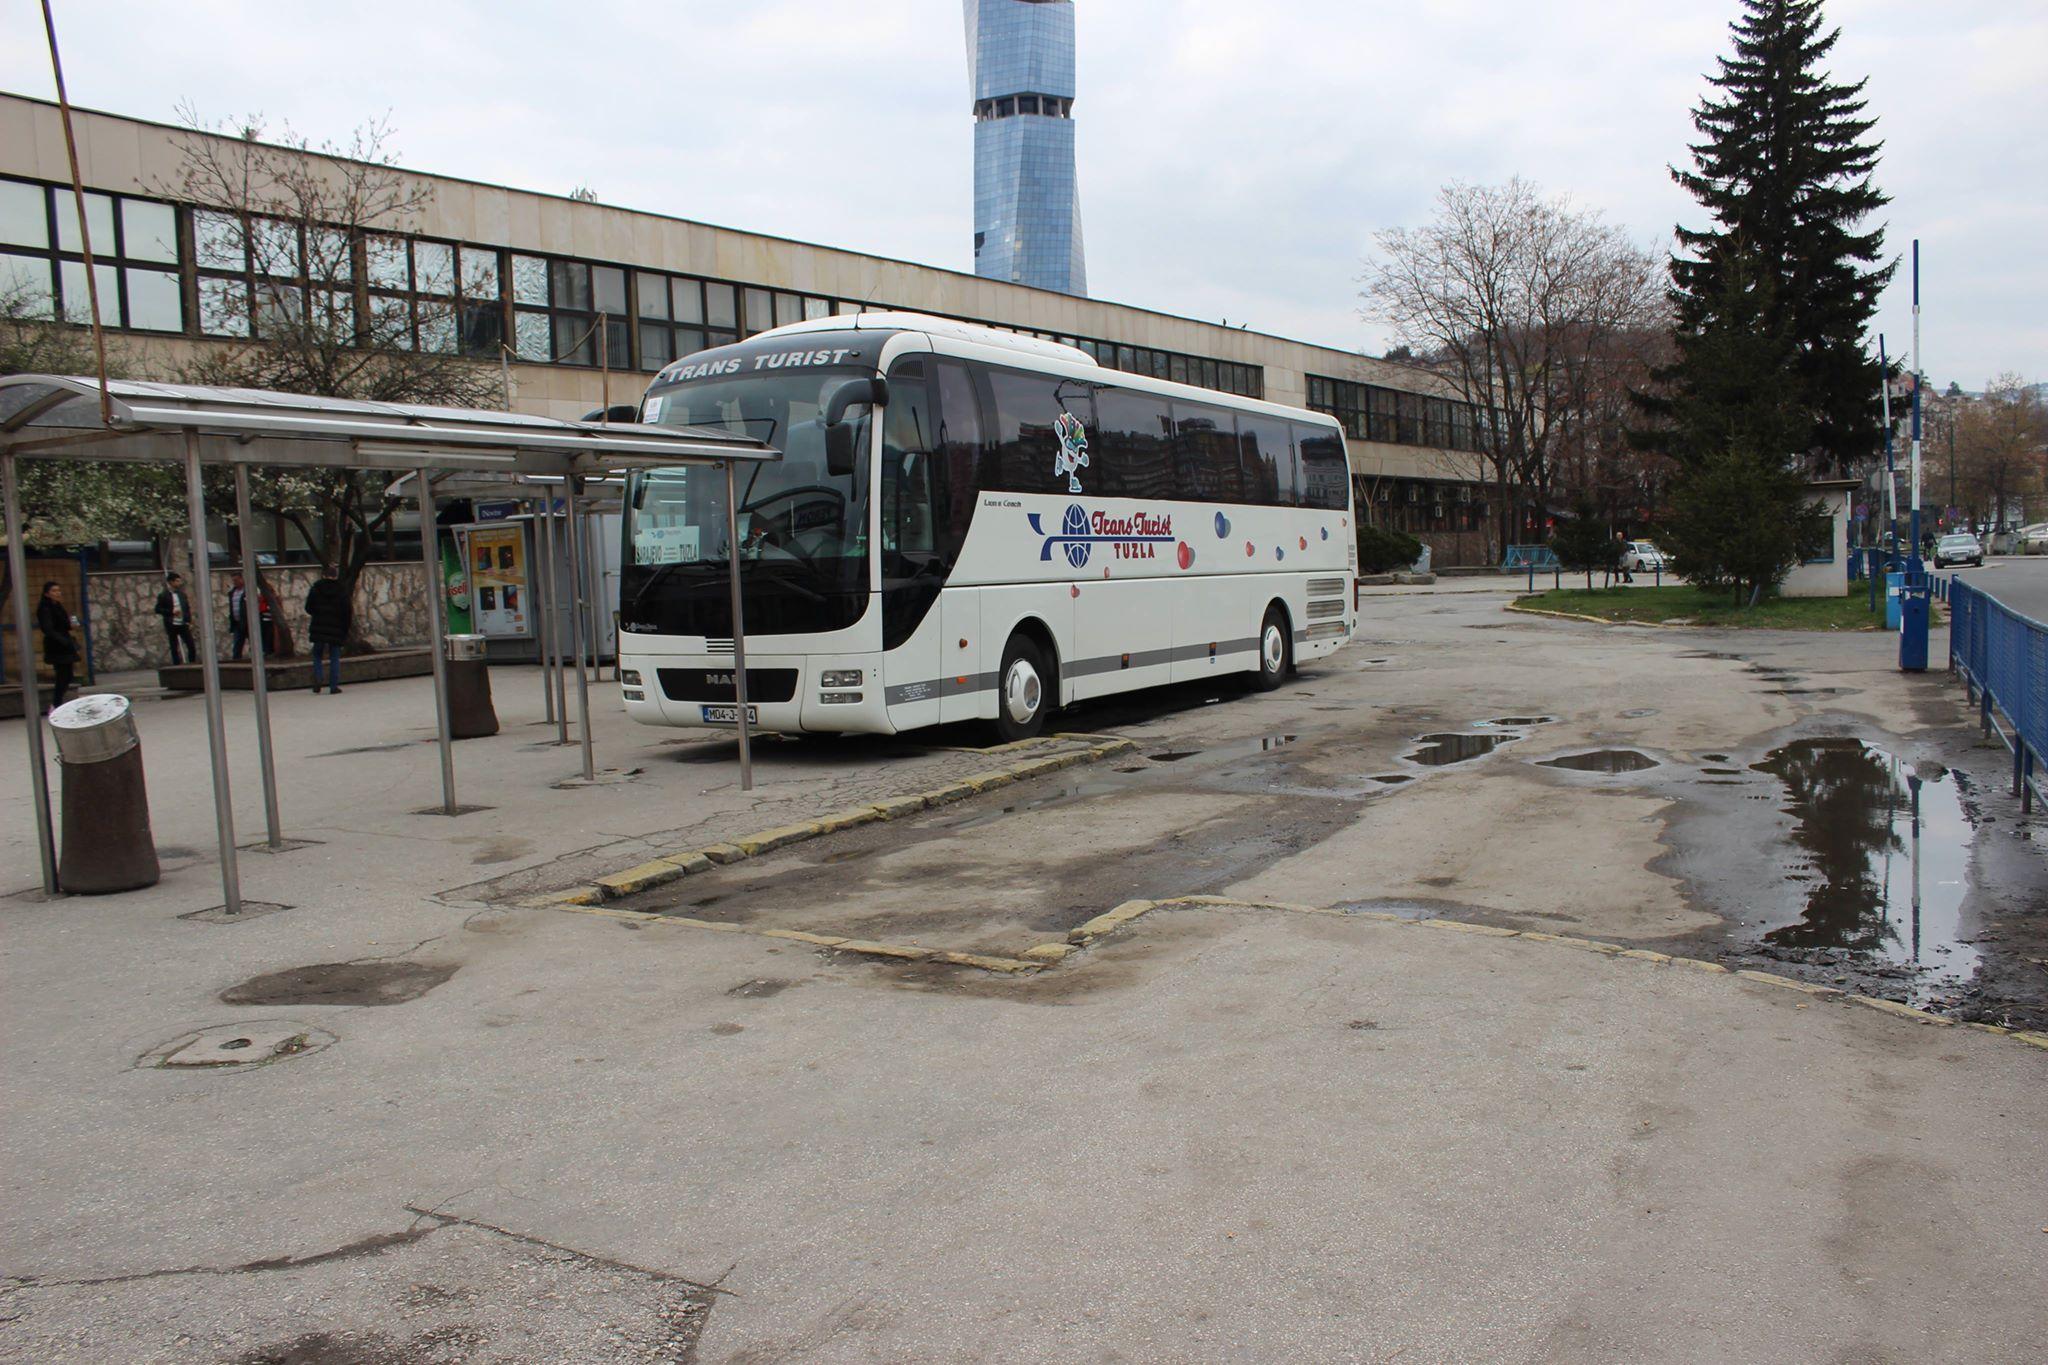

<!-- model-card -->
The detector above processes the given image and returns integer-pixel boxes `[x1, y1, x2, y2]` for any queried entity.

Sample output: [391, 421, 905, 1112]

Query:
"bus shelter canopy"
[0, 375, 773, 472]
[0, 373, 778, 913]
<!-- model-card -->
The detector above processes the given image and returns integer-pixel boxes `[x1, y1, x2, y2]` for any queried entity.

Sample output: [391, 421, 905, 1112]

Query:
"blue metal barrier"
[1502, 545, 1559, 572]
[1949, 579, 2045, 811]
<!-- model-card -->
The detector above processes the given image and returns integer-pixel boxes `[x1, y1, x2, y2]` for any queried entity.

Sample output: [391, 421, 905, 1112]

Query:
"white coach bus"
[619, 312, 1357, 741]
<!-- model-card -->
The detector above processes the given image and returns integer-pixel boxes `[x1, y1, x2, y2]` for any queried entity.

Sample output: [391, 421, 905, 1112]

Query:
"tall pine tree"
[1662, 0, 1893, 474]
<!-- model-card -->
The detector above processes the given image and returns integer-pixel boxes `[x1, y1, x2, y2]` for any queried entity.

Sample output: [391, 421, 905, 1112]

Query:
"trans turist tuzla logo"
[1028, 505, 1176, 566]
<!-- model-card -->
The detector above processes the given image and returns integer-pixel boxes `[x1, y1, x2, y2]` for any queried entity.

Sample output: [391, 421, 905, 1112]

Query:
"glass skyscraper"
[964, 0, 1086, 296]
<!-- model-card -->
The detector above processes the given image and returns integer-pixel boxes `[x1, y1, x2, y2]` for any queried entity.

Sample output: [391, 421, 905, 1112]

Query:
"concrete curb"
[1048, 896, 2048, 1053]
[1504, 601, 1667, 628]
[519, 735, 1139, 913]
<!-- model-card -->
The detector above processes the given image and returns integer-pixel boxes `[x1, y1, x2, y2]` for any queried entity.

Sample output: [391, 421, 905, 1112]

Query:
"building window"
[508, 253, 625, 367]
[0, 177, 185, 333]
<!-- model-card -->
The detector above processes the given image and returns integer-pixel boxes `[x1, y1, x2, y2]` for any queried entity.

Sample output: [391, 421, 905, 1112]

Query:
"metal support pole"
[3, 452, 58, 894]
[724, 460, 754, 792]
[532, 502, 557, 726]
[183, 432, 241, 914]
[416, 471, 456, 814]
[1909, 244, 1924, 570]
[233, 465, 282, 849]
[563, 476, 596, 782]
[584, 506, 605, 680]
[548, 501, 568, 742]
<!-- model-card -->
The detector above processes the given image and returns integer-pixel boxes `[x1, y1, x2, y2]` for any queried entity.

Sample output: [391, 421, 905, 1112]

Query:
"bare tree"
[157, 108, 500, 645]
[1362, 179, 1666, 550]
[1941, 375, 2048, 532]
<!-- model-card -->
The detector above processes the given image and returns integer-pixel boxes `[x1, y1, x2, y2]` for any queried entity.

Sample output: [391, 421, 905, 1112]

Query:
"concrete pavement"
[3, 589, 2045, 1361]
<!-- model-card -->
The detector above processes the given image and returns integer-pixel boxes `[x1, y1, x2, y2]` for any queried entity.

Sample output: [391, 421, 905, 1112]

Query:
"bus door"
[879, 358, 945, 732]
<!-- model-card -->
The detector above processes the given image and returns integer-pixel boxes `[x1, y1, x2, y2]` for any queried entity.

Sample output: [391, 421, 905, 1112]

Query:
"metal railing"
[1949, 578, 2044, 811]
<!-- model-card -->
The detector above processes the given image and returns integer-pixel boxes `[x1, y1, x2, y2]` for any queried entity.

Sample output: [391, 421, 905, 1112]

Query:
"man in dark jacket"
[227, 573, 248, 660]
[36, 580, 77, 712]
[303, 566, 351, 695]
[153, 572, 195, 664]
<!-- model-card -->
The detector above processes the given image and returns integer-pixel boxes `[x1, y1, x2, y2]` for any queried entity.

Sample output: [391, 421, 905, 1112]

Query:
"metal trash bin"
[444, 633, 499, 739]
[51, 694, 160, 894]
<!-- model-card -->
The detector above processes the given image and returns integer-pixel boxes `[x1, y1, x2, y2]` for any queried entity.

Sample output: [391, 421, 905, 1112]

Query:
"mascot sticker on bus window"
[1053, 410, 1090, 493]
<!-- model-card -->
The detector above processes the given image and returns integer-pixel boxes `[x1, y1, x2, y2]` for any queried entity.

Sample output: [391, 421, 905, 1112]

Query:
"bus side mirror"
[823, 376, 888, 477]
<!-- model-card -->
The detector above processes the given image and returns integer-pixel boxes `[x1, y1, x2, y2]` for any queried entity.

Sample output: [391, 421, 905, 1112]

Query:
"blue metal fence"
[1949, 579, 2045, 811]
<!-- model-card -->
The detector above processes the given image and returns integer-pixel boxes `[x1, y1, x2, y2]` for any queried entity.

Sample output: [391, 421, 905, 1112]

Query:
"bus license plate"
[700, 704, 758, 724]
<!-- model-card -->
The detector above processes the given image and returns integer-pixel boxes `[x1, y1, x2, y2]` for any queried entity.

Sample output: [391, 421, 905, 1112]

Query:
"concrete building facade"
[964, 0, 1086, 295]
[0, 92, 1500, 562]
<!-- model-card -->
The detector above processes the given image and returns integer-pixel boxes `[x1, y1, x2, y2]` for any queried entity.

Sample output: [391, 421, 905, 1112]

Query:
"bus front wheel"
[1253, 606, 1290, 692]
[995, 634, 1050, 742]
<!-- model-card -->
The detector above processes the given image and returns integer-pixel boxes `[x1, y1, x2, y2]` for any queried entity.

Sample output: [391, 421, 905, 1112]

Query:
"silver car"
[1934, 532, 1983, 567]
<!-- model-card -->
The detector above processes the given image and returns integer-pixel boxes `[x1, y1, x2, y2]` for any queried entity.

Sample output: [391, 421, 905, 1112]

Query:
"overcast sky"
[4, 0, 2042, 386]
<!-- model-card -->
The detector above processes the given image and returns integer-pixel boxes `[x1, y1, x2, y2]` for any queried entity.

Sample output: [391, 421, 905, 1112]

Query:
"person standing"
[227, 572, 248, 660]
[35, 580, 78, 712]
[154, 571, 195, 664]
[302, 565, 350, 695]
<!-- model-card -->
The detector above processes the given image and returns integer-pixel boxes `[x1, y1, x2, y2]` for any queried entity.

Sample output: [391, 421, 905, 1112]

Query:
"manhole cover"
[220, 961, 456, 1007]
[141, 1019, 336, 1069]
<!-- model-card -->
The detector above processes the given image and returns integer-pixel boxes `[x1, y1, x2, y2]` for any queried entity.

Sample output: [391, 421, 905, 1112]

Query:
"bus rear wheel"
[994, 634, 1050, 742]
[1252, 606, 1290, 692]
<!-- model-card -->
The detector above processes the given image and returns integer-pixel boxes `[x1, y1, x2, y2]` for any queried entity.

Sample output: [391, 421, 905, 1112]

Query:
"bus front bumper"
[619, 651, 893, 735]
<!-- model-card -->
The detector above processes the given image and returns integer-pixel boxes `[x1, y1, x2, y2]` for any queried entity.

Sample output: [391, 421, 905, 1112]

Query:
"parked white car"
[1619, 540, 1668, 573]
[2016, 523, 2048, 555]
[1933, 532, 1983, 567]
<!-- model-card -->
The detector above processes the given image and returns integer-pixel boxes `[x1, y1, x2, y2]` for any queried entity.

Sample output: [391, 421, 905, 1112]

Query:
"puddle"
[1478, 716, 1554, 728]
[1702, 753, 1730, 762]
[1747, 738, 1979, 999]
[1150, 751, 1199, 763]
[1700, 767, 1742, 776]
[1540, 750, 1660, 774]
[1769, 687, 1848, 696]
[1405, 732, 1516, 766]
[1619, 708, 1659, 718]
[219, 961, 456, 1007]
[1371, 774, 1413, 785]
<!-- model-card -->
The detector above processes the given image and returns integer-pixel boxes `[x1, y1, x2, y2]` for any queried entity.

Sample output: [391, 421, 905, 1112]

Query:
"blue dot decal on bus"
[1052, 411, 1090, 493]
[1214, 512, 1231, 538]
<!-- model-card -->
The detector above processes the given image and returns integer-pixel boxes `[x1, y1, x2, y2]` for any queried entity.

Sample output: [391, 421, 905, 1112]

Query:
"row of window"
[972, 94, 1074, 120]
[1, 173, 1268, 402]
[1365, 478, 1491, 534]
[899, 356, 1346, 510]
[1307, 373, 1488, 453]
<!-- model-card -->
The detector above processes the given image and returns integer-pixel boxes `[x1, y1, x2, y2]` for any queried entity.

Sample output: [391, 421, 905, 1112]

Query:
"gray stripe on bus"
[883, 637, 1263, 704]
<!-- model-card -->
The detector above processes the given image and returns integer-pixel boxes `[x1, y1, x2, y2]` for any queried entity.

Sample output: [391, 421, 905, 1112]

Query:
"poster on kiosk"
[460, 522, 532, 638]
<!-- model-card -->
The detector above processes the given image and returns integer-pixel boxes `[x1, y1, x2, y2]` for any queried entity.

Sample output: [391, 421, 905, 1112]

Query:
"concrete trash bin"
[444, 634, 499, 739]
[50, 694, 160, 894]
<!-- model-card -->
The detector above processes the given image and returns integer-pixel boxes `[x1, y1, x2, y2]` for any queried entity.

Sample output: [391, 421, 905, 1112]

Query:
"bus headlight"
[819, 691, 863, 705]
[619, 668, 642, 686]
[821, 669, 863, 688]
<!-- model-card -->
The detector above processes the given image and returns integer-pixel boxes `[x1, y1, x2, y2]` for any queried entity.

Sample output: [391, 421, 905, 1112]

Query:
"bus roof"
[751, 312, 1099, 367]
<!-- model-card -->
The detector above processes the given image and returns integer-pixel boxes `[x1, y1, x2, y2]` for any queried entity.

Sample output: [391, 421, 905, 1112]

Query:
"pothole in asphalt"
[727, 978, 796, 998]
[1700, 767, 1743, 775]
[219, 962, 457, 1007]
[140, 1019, 337, 1069]
[1371, 774, 1413, 785]
[1540, 750, 1661, 774]
[1405, 732, 1518, 766]
[1150, 751, 1199, 763]
[1481, 715, 1555, 728]
[1620, 707, 1660, 718]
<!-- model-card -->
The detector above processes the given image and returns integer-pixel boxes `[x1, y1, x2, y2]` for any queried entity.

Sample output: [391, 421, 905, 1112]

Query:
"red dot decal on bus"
[1299, 536, 1308, 550]
[1070, 584, 1080, 598]
[1176, 542, 1194, 570]
[1244, 542, 1255, 557]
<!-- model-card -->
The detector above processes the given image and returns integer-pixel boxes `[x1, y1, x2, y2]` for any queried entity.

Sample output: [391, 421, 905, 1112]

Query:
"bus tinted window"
[986, 368, 1091, 496]
[1294, 423, 1350, 511]
[1088, 387, 1175, 499]
[1172, 401, 1242, 503]
[1237, 413, 1294, 506]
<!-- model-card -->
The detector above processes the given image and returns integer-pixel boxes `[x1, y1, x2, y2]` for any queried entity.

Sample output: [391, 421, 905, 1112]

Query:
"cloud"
[4, 0, 2041, 383]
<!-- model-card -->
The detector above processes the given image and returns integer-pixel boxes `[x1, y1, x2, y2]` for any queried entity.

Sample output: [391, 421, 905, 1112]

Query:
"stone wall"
[87, 563, 430, 672]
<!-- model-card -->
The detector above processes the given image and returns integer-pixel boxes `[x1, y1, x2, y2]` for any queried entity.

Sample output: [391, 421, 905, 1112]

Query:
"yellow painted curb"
[923, 779, 983, 807]
[1620, 948, 1673, 964]
[760, 928, 847, 947]
[813, 805, 885, 835]
[664, 916, 745, 933]
[1668, 956, 1729, 973]
[1849, 994, 1953, 1025]
[960, 769, 1020, 793]
[869, 794, 928, 820]
[1069, 898, 1157, 943]
[834, 939, 931, 962]
[1518, 931, 1624, 954]
[2011, 1031, 2048, 1050]
[1737, 969, 1843, 996]
[937, 950, 1040, 974]
[519, 886, 603, 908]
[595, 860, 692, 899]
[1022, 942, 1075, 963]
[1419, 918, 1520, 937]
[733, 821, 823, 857]
[699, 842, 747, 866]
[1505, 602, 1664, 628]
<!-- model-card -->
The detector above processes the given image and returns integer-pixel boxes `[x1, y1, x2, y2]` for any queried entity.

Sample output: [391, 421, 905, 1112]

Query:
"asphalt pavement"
[1931, 552, 2048, 620]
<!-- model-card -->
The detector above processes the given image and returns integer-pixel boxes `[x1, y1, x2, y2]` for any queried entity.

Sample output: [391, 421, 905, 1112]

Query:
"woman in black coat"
[35, 580, 77, 712]
[302, 568, 351, 695]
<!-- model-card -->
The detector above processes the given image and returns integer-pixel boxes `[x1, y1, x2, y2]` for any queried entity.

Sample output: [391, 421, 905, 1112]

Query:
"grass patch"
[1513, 585, 1888, 631]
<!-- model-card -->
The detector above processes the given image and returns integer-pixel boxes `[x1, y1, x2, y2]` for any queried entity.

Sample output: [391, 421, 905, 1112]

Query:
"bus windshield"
[634, 362, 868, 573]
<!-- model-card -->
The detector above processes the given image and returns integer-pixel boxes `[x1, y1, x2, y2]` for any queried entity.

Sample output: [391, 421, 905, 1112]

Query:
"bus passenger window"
[1238, 413, 1295, 506]
[934, 360, 986, 561]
